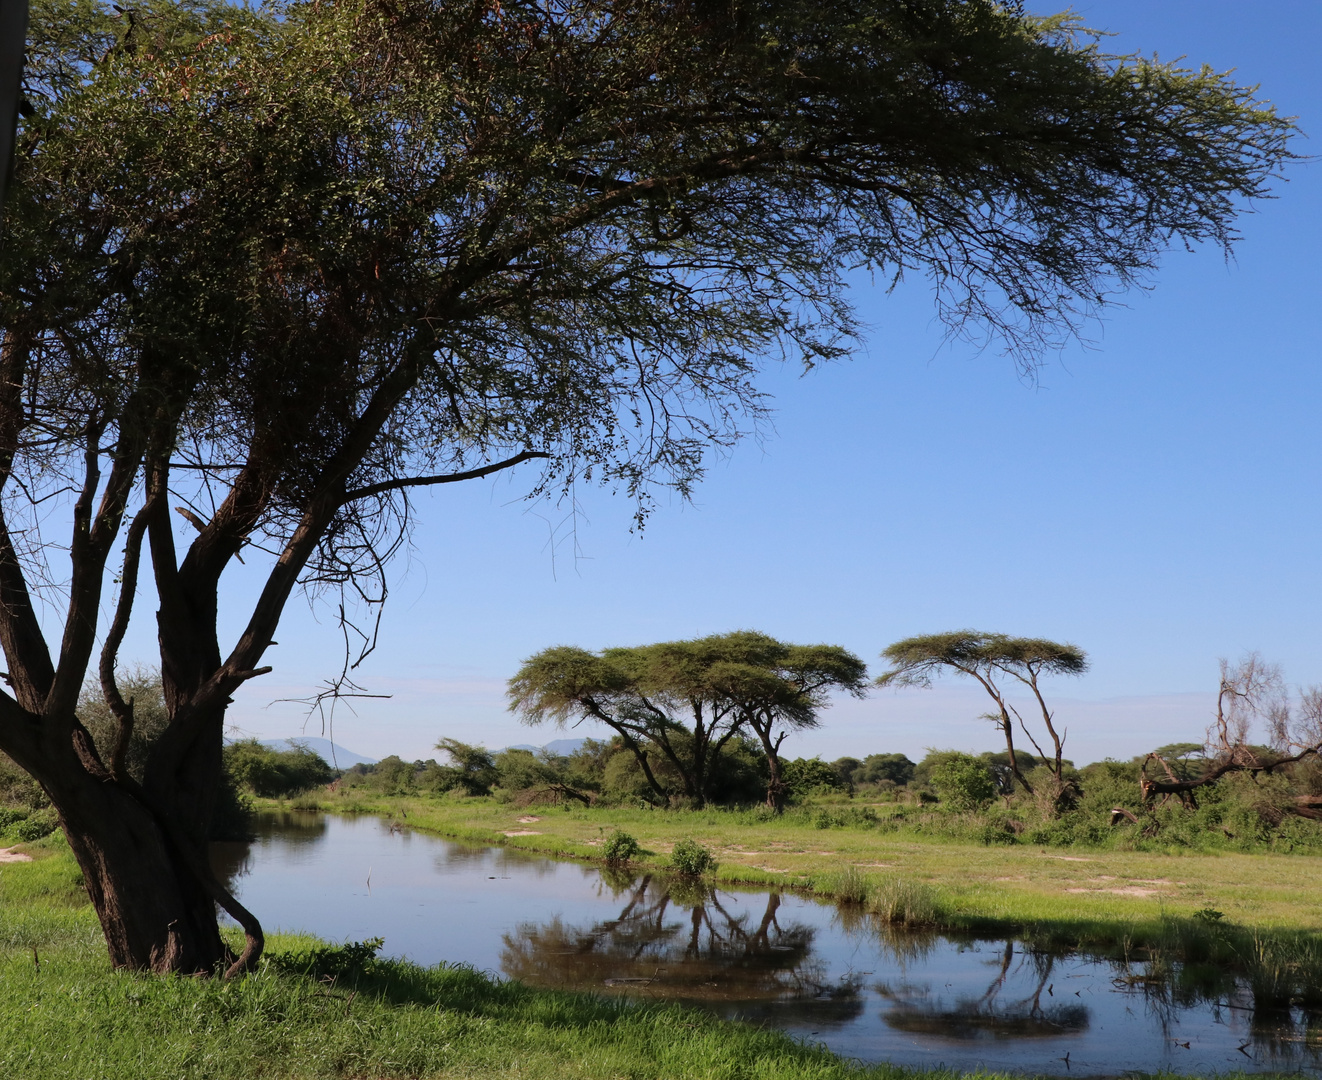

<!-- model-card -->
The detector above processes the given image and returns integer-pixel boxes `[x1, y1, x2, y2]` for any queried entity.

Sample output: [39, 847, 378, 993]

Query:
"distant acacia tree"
[508, 631, 865, 808]
[0, 0, 1294, 974]
[699, 633, 868, 808]
[875, 632, 1087, 808]
[508, 638, 751, 807]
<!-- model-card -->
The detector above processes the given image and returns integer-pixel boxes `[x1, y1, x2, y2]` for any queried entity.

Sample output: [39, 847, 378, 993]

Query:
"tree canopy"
[876, 631, 1087, 803]
[0, 0, 1295, 974]
[508, 631, 865, 807]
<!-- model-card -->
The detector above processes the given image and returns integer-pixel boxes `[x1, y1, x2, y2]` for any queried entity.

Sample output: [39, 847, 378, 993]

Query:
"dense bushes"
[223, 740, 336, 798]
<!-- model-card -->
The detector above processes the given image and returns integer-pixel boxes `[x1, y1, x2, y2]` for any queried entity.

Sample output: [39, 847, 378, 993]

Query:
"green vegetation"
[224, 739, 336, 800]
[601, 829, 640, 864]
[510, 632, 868, 808]
[667, 838, 718, 877]
[0, 0, 1298, 973]
[7, 815, 1322, 1078]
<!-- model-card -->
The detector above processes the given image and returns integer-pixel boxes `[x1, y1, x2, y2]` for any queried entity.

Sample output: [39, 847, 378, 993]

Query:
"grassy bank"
[275, 792, 1322, 935]
[0, 837, 992, 1080]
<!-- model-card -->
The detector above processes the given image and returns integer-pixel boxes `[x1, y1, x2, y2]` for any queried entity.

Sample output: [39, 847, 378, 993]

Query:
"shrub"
[2, 808, 57, 843]
[782, 756, 847, 800]
[224, 739, 336, 798]
[435, 738, 498, 796]
[929, 752, 997, 811]
[668, 838, 717, 876]
[602, 829, 640, 864]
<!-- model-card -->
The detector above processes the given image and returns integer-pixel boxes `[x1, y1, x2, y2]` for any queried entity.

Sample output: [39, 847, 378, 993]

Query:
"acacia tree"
[507, 639, 750, 807]
[875, 631, 1087, 806]
[508, 631, 865, 807]
[699, 632, 868, 809]
[0, 0, 1295, 974]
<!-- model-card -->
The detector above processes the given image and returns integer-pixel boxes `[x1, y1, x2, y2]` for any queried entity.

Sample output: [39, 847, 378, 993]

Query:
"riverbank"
[273, 792, 1322, 936]
[3, 821, 1318, 1078]
[0, 836, 1003, 1080]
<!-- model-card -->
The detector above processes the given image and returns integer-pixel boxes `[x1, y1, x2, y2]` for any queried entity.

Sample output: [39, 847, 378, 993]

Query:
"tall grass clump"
[820, 865, 871, 905]
[868, 878, 940, 926]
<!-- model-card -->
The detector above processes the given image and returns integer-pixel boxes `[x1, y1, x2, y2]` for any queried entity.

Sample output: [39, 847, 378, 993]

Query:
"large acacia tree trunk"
[54, 773, 229, 972]
[4, 700, 261, 975]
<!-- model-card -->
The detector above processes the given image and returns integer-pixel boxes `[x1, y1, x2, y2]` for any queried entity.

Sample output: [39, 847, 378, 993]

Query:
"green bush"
[668, 838, 717, 876]
[782, 756, 847, 800]
[223, 739, 335, 798]
[928, 752, 997, 811]
[602, 829, 640, 863]
[1, 809, 57, 844]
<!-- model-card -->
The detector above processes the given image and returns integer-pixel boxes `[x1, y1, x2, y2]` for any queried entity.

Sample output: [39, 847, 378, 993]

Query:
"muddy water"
[212, 812, 1322, 1077]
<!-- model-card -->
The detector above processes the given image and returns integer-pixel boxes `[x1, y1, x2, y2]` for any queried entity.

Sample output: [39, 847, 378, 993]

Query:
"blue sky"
[194, 1, 1322, 764]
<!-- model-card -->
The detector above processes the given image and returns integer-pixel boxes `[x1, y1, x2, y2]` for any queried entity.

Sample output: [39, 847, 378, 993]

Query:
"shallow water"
[212, 812, 1322, 1077]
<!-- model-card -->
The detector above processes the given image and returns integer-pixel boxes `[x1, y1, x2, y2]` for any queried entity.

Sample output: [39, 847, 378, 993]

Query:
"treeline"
[332, 736, 841, 807]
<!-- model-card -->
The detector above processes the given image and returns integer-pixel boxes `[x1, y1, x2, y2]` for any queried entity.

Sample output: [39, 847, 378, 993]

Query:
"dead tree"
[1139, 656, 1322, 812]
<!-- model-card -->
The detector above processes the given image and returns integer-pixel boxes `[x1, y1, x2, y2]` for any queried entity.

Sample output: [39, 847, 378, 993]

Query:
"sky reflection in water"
[213, 812, 1322, 1076]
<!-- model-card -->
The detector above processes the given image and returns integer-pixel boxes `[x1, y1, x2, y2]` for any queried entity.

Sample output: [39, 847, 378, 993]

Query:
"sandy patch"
[1066, 886, 1160, 898]
[751, 866, 790, 874]
[502, 830, 542, 837]
[516, 816, 542, 824]
[1042, 855, 1093, 862]
[0, 847, 32, 863]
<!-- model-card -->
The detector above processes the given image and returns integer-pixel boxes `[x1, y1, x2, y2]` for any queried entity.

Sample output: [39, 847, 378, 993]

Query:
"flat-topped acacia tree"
[508, 631, 867, 808]
[0, 0, 1294, 974]
[875, 631, 1088, 807]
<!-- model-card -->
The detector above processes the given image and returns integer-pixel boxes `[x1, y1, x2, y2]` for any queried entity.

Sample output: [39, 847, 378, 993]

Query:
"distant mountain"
[499, 738, 588, 756]
[542, 738, 587, 755]
[258, 737, 378, 769]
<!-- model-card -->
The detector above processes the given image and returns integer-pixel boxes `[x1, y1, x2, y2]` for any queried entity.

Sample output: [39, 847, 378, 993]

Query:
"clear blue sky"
[197, 0, 1322, 765]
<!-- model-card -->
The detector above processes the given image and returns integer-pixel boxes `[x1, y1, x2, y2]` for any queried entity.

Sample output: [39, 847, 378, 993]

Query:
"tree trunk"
[49, 767, 233, 973]
[764, 749, 786, 810]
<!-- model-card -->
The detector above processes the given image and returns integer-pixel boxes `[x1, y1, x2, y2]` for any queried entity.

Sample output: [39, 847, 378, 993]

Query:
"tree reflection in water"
[500, 873, 863, 1023]
[210, 810, 330, 889]
[878, 941, 1089, 1040]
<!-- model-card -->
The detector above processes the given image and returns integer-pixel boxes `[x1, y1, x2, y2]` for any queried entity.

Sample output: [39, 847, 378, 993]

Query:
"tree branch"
[340, 449, 550, 504]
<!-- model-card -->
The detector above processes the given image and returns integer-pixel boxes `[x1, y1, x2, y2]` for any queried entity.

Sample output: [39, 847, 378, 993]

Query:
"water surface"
[213, 812, 1322, 1077]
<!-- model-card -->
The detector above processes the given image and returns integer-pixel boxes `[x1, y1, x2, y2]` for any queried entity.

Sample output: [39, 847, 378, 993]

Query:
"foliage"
[223, 740, 335, 799]
[857, 754, 917, 787]
[927, 753, 998, 811]
[877, 631, 1086, 806]
[0, 0, 1298, 971]
[511, 632, 865, 807]
[435, 738, 499, 797]
[0, 807, 58, 844]
[77, 666, 172, 784]
[868, 879, 941, 927]
[602, 830, 641, 864]
[782, 756, 849, 800]
[668, 839, 717, 877]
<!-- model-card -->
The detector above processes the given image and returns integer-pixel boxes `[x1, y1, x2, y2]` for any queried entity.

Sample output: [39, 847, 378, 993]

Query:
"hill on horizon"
[256, 737, 378, 769]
